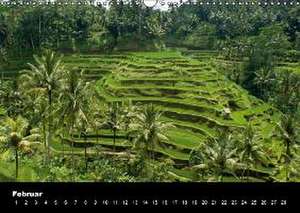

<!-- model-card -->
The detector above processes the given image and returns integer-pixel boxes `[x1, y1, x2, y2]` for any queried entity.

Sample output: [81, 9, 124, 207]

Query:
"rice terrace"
[0, 0, 299, 182]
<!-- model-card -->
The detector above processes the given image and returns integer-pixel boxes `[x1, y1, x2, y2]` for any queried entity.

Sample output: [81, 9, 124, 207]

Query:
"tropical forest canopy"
[0, 0, 299, 182]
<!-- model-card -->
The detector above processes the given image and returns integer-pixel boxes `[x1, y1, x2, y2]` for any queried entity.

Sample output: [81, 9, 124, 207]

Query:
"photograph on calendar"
[0, 0, 299, 184]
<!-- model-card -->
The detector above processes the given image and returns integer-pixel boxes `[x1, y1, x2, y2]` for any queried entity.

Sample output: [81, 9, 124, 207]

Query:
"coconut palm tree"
[190, 131, 242, 182]
[239, 122, 267, 181]
[29, 95, 48, 162]
[0, 80, 12, 106]
[89, 101, 106, 145]
[129, 104, 173, 161]
[19, 50, 64, 162]
[276, 113, 299, 181]
[59, 69, 91, 179]
[121, 99, 137, 133]
[276, 71, 300, 113]
[106, 102, 122, 152]
[253, 67, 276, 100]
[0, 116, 41, 179]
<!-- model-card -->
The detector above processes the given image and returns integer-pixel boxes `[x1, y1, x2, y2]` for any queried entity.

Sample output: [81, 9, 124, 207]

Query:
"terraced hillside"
[0, 51, 284, 181]
[58, 51, 281, 170]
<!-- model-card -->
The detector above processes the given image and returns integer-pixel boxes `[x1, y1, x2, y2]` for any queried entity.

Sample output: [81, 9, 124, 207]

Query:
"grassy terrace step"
[56, 137, 191, 161]
[98, 91, 242, 132]
[162, 117, 216, 138]
[64, 58, 121, 64]
[66, 64, 116, 69]
[72, 129, 127, 138]
[130, 51, 183, 59]
[231, 104, 277, 125]
[82, 69, 111, 75]
[84, 74, 106, 79]
[78, 54, 129, 59]
[59, 130, 194, 160]
[166, 129, 203, 149]
[276, 62, 300, 68]
[102, 96, 222, 112]
[163, 108, 245, 129]
[108, 84, 218, 97]
[119, 78, 220, 87]
[117, 71, 219, 81]
[108, 87, 219, 105]
[153, 145, 190, 161]
[69, 128, 203, 151]
[63, 137, 132, 148]
[118, 66, 179, 74]
[117, 66, 214, 74]
[120, 72, 219, 81]
[275, 66, 300, 74]
[169, 168, 197, 181]
[119, 61, 205, 69]
[102, 88, 249, 126]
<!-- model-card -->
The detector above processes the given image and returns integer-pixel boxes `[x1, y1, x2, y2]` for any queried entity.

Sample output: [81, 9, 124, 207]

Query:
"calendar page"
[0, 0, 299, 209]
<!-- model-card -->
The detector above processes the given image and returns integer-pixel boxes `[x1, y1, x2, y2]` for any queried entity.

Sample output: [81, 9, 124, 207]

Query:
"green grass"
[166, 129, 203, 149]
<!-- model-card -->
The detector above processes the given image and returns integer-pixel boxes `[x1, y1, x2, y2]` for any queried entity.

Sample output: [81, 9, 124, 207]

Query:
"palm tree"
[129, 104, 173, 161]
[253, 67, 275, 100]
[190, 131, 242, 182]
[59, 69, 91, 179]
[0, 80, 24, 118]
[106, 102, 122, 152]
[121, 99, 137, 133]
[0, 116, 41, 179]
[20, 92, 48, 160]
[19, 50, 64, 162]
[276, 114, 299, 181]
[0, 80, 11, 106]
[90, 101, 106, 145]
[277, 71, 300, 113]
[77, 120, 89, 172]
[239, 122, 267, 181]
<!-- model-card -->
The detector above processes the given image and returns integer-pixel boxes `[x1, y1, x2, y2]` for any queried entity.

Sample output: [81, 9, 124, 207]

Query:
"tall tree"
[253, 67, 276, 100]
[59, 68, 91, 179]
[276, 114, 299, 181]
[106, 102, 122, 152]
[0, 116, 41, 179]
[20, 50, 64, 162]
[190, 131, 242, 181]
[129, 104, 173, 161]
[276, 71, 300, 114]
[239, 122, 267, 181]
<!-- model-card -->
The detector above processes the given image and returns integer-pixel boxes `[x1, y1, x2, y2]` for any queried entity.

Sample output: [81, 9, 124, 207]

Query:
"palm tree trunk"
[113, 129, 116, 152]
[15, 147, 18, 179]
[220, 171, 224, 182]
[42, 120, 47, 165]
[84, 132, 88, 171]
[47, 89, 52, 163]
[96, 128, 100, 158]
[70, 117, 75, 182]
[286, 142, 290, 181]
[71, 131, 75, 182]
[62, 131, 65, 158]
[246, 161, 250, 182]
[151, 142, 154, 161]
